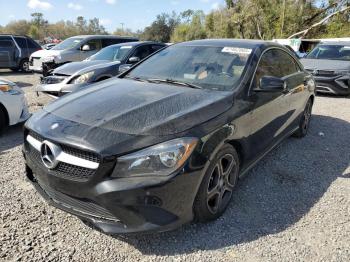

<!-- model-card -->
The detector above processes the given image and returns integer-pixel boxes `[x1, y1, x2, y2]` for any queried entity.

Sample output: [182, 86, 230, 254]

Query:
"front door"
[246, 48, 300, 161]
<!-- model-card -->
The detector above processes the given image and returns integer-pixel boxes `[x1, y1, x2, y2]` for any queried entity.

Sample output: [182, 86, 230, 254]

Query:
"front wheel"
[293, 99, 313, 138]
[193, 144, 239, 222]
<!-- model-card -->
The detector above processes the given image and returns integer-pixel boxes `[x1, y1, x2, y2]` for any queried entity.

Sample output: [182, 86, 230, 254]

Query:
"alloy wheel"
[206, 153, 237, 214]
[22, 61, 30, 72]
[302, 101, 312, 132]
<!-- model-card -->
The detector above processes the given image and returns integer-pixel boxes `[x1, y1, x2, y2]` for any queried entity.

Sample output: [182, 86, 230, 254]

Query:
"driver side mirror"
[128, 56, 140, 64]
[254, 76, 286, 92]
[81, 44, 91, 51]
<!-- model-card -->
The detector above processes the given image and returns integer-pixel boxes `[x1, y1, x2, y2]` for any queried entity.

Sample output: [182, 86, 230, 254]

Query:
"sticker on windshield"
[222, 47, 252, 55]
[121, 46, 132, 49]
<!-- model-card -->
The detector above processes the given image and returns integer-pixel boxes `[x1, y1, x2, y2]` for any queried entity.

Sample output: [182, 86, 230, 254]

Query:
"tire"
[19, 59, 31, 72]
[293, 99, 313, 138]
[0, 107, 8, 134]
[193, 144, 240, 222]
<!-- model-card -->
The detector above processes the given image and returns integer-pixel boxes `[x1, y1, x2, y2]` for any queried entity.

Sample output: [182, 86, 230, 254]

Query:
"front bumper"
[313, 75, 350, 95]
[36, 80, 85, 99]
[23, 143, 202, 234]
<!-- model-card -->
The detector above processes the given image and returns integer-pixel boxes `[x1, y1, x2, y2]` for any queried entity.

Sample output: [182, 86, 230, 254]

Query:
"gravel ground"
[0, 69, 349, 262]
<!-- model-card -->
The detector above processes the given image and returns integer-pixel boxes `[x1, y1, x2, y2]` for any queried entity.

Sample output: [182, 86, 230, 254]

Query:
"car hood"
[301, 58, 350, 71]
[30, 49, 61, 58]
[53, 60, 118, 76]
[27, 78, 232, 154]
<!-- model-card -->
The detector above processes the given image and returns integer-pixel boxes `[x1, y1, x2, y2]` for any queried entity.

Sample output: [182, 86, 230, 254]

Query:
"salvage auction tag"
[222, 47, 252, 55]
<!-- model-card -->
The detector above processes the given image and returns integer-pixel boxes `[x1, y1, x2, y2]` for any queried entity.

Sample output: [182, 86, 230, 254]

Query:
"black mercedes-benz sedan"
[301, 42, 350, 95]
[23, 39, 315, 234]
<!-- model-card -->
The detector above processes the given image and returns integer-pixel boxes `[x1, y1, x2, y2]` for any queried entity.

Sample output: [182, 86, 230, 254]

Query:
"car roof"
[0, 34, 32, 38]
[105, 41, 165, 48]
[319, 41, 350, 46]
[71, 35, 138, 40]
[176, 39, 280, 49]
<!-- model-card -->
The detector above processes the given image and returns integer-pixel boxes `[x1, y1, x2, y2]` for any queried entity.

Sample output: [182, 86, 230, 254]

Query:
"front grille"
[307, 69, 336, 77]
[60, 145, 100, 163]
[37, 180, 117, 221]
[27, 131, 100, 182]
[317, 70, 336, 77]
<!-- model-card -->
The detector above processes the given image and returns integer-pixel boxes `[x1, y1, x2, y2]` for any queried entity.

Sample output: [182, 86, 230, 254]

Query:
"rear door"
[276, 49, 308, 132]
[0, 36, 17, 68]
[247, 48, 297, 160]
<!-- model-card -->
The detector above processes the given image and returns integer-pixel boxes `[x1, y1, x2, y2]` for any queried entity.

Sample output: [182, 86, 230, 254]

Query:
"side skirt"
[238, 126, 299, 179]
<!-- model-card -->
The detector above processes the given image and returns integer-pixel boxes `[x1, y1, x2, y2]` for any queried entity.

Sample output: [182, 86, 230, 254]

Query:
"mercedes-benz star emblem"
[40, 141, 61, 169]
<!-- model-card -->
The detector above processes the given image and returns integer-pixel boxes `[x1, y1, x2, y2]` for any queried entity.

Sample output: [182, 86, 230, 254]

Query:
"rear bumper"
[23, 146, 202, 234]
[314, 75, 350, 95]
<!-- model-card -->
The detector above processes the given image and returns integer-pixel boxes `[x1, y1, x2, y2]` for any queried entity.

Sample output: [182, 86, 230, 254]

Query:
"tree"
[141, 12, 180, 42]
[28, 25, 40, 39]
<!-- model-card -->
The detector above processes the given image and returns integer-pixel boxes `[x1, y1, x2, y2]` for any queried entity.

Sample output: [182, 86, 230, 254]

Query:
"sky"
[0, 0, 226, 32]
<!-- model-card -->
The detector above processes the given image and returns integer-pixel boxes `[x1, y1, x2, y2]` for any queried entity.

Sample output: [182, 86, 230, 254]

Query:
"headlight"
[71, 71, 94, 84]
[112, 137, 198, 177]
[0, 84, 21, 95]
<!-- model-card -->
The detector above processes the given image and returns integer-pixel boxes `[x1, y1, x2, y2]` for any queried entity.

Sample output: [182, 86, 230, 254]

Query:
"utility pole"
[120, 23, 125, 31]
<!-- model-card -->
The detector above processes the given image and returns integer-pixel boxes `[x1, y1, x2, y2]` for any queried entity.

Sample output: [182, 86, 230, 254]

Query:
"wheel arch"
[0, 103, 9, 126]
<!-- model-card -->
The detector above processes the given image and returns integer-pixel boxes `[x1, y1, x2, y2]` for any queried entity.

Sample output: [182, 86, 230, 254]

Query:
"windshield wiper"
[124, 76, 147, 83]
[147, 78, 202, 89]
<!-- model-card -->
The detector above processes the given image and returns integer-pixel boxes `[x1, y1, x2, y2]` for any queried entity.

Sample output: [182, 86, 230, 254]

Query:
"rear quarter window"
[14, 37, 27, 48]
[27, 39, 40, 48]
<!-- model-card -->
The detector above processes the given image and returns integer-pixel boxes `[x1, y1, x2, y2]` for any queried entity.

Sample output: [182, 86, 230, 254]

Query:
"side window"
[254, 49, 280, 87]
[14, 37, 28, 48]
[102, 39, 120, 48]
[151, 45, 164, 52]
[132, 45, 152, 60]
[27, 39, 40, 48]
[0, 40, 14, 48]
[254, 49, 299, 87]
[276, 50, 299, 76]
[85, 39, 102, 50]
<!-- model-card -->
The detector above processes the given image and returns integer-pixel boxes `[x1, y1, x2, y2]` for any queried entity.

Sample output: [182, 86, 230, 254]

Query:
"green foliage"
[171, 0, 350, 42]
[141, 12, 180, 42]
[0, 13, 107, 41]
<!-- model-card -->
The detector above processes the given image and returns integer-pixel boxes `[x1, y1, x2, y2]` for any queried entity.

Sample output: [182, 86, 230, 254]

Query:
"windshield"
[306, 44, 350, 61]
[52, 37, 83, 50]
[126, 45, 252, 91]
[89, 45, 132, 61]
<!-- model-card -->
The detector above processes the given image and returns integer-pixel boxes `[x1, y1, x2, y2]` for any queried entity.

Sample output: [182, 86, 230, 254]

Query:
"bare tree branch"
[288, 5, 350, 39]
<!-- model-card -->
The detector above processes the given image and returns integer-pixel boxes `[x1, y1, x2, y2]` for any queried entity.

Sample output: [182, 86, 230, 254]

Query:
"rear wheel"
[293, 99, 313, 138]
[193, 144, 239, 222]
[19, 59, 31, 72]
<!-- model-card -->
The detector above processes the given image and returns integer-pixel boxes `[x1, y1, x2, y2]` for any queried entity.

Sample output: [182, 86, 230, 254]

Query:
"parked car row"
[37, 41, 166, 98]
[22, 39, 316, 234]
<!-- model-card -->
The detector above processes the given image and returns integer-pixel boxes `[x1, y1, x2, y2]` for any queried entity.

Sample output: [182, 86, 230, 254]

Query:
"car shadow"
[112, 114, 350, 255]
[0, 124, 24, 155]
